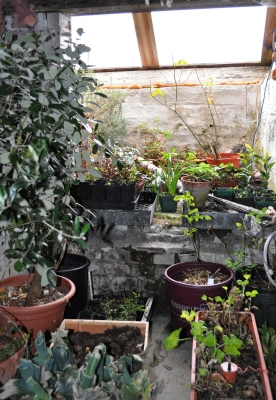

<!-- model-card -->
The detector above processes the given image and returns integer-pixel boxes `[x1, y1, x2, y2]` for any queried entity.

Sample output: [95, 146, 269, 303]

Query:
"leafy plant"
[164, 309, 243, 371]
[83, 84, 127, 142]
[0, 29, 112, 303]
[150, 63, 223, 159]
[158, 152, 184, 196]
[100, 292, 146, 321]
[0, 329, 153, 400]
[135, 117, 173, 164]
[259, 321, 276, 391]
[238, 144, 276, 189]
[181, 162, 220, 182]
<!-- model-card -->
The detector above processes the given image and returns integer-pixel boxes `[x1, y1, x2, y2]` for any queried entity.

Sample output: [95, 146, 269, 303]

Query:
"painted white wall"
[259, 75, 276, 191]
[94, 66, 269, 154]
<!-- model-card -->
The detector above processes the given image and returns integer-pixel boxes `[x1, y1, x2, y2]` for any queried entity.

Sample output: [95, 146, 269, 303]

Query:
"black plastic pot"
[90, 180, 106, 201]
[120, 182, 137, 202]
[57, 253, 90, 319]
[105, 183, 121, 202]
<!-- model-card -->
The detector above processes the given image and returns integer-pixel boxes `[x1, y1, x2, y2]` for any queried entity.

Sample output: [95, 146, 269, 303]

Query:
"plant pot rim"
[0, 274, 76, 313]
[181, 176, 213, 183]
[164, 261, 234, 287]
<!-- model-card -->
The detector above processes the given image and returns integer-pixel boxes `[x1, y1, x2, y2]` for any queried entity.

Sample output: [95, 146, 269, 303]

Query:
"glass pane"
[152, 7, 267, 65]
[71, 14, 141, 68]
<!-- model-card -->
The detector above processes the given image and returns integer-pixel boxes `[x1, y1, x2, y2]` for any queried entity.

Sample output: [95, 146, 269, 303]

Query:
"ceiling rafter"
[261, 7, 276, 64]
[132, 13, 159, 67]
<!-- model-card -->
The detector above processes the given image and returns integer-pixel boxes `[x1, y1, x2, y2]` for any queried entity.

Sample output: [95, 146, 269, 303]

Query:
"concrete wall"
[85, 220, 276, 312]
[259, 76, 276, 191]
[4, 12, 70, 47]
[94, 66, 269, 153]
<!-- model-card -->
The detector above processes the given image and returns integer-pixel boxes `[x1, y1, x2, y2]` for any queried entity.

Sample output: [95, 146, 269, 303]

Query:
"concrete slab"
[148, 311, 192, 400]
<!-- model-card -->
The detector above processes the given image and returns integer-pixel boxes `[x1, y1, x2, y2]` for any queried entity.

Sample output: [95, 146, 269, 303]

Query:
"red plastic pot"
[206, 153, 240, 168]
[190, 312, 273, 400]
[164, 261, 234, 332]
[0, 274, 76, 340]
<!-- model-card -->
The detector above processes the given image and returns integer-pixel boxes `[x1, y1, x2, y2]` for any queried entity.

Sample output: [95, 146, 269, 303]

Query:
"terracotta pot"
[190, 312, 273, 400]
[181, 177, 213, 209]
[0, 274, 76, 340]
[206, 153, 240, 168]
[220, 362, 238, 383]
[164, 261, 234, 332]
[0, 314, 27, 385]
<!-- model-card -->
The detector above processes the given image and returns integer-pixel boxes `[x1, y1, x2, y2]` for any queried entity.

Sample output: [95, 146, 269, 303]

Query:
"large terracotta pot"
[0, 274, 76, 340]
[190, 312, 273, 400]
[181, 177, 213, 209]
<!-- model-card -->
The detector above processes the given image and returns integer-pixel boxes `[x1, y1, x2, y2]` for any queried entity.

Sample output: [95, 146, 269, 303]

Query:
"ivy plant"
[0, 29, 110, 304]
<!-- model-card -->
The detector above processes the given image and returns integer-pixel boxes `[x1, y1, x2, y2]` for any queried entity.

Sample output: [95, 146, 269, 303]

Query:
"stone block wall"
[85, 219, 276, 312]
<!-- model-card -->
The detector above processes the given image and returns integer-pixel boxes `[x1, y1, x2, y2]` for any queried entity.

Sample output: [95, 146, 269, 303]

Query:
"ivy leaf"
[164, 328, 182, 350]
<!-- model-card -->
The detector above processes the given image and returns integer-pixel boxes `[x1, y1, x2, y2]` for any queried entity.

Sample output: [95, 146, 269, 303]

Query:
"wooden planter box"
[190, 312, 273, 400]
[59, 319, 149, 351]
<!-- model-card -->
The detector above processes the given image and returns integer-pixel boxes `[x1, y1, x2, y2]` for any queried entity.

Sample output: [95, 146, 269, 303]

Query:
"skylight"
[152, 7, 267, 65]
[71, 6, 267, 69]
[71, 14, 141, 68]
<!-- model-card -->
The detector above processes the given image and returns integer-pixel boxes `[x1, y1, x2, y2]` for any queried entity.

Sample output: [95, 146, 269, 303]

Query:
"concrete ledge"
[182, 211, 247, 230]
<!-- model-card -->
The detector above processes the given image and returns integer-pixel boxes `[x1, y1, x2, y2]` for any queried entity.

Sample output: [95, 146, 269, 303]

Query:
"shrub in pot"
[0, 29, 112, 338]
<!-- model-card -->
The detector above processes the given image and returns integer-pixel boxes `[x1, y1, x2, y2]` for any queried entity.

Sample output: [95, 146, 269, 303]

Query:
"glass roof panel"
[152, 7, 267, 65]
[71, 13, 141, 68]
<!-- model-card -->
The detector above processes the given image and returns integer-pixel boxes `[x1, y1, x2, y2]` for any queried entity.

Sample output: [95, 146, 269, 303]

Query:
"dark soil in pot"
[68, 325, 145, 367]
[178, 266, 229, 285]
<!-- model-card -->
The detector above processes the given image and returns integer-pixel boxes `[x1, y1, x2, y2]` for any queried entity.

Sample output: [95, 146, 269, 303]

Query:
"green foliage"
[83, 84, 127, 142]
[100, 293, 146, 321]
[150, 65, 222, 159]
[225, 252, 258, 274]
[164, 310, 243, 367]
[259, 322, 276, 386]
[158, 152, 184, 196]
[0, 330, 153, 400]
[0, 30, 110, 285]
[181, 162, 220, 182]
[238, 143, 276, 188]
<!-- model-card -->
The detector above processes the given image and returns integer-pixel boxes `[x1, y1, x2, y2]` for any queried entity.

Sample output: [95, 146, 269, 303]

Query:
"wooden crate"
[59, 319, 149, 350]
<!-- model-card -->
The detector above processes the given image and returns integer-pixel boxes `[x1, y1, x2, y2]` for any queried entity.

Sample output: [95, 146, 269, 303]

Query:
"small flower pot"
[159, 194, 178, 212]
[220, 362, 238, 383]
[214, 187, 234, 201]
[254, 196, 276, 210]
